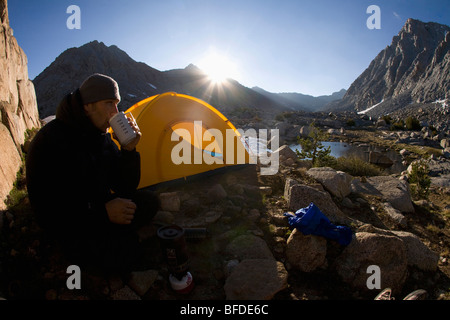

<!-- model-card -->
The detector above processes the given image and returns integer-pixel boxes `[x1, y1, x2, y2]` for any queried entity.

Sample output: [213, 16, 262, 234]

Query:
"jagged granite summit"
[329, 19, 450, 117]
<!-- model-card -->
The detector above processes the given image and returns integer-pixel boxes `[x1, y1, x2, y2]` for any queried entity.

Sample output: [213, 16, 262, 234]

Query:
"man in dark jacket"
[26, 74, 158, 273]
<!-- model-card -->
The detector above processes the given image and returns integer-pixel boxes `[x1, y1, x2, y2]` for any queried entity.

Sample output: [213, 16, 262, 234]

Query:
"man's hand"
[121, 116, 141, 151]
[105, 198, 137, 224]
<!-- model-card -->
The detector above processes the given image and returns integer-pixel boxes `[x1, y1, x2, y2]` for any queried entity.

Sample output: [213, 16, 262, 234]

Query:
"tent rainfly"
[111, 92, 252, 189]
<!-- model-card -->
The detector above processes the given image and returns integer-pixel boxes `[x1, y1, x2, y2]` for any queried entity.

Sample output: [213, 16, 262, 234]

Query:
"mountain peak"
[33, 41, 293, 119]
[404, 18, 423, 28]
[77, 40, 128, 56]
[85, 39, 103, 46]
[400, 18, 450, 38]
[404, 18, 449, 28]
[184, 63, 205, 75]
[77, 40, 108, 50]
[33, 41, 163, 117]
[185, 63, 200, 70]
[330, 19, 450, 115]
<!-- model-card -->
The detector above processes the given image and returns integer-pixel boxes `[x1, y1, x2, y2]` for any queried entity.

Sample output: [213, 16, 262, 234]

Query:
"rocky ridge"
[33, 41, 293, 120]
[33, 41, 345, 120]
[330, 19, 450, 118]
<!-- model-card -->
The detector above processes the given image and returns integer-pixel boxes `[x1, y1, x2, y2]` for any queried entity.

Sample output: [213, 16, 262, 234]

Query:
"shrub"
[276, 112, 294, 121]
[296, 123, 333, 167]
[429, 126, 438, 136]
[331, 156, 382, 177]
[382, 115, 392, 125]
[405, 116, 421, 131]
[390, 119, 405, 131]
[408, 159, 431, 200]
[275, 113, 285, 121]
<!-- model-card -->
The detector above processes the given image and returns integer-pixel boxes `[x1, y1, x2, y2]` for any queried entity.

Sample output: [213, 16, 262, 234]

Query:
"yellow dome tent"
[112, 92, 252, 189]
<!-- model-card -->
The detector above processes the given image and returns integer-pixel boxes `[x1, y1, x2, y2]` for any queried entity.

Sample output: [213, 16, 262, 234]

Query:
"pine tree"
[296, 122, 334, 167]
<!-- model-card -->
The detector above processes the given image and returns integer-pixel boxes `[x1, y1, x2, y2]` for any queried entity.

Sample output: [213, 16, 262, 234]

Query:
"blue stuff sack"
[284, 202, 353, 246]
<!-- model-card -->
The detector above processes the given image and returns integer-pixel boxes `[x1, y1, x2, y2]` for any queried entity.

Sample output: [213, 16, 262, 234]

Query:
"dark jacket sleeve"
[26, 123, 110, 238]
[106, 136, 141, 198]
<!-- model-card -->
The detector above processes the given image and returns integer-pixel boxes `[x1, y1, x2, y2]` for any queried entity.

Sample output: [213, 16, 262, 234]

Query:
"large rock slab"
[0, 123, 21, 210]
[224, 259, 288, 300]
[335, 231, 408, 293]
[159, 192, 180, 212]
[0, 4, 40, 147]
[127, 269, 159, 297]
[351, 176, 414, 213]
[369, 151, 394, 166]
[287, 184, 351, 225]
[368, 176, 414, 213]
[225, 235, 275, 261]
[382, 202, 407, 228]
[273, 145, 298, 166]
[357, 224, 439, 272]
[391, 231, 439, 272]
[285, 229, 327, 272]
[306, 167, 353, 199]
[0, 0, 40, 208]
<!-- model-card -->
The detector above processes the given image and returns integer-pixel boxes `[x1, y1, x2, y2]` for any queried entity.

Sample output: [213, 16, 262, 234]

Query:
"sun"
[198, 52, 239, 84]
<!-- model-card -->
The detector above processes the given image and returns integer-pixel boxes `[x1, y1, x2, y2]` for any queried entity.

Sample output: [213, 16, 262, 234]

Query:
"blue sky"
[8, 0, 450, 96]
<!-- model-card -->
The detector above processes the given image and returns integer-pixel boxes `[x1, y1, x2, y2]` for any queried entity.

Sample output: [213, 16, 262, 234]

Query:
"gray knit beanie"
[79, 73, 121, 104]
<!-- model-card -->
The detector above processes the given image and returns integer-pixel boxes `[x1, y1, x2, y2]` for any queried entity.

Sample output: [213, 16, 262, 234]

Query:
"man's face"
[84, 99, 120, 132]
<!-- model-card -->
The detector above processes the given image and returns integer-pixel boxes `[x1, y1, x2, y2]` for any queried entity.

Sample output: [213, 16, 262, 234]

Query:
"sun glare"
[198, 52, 238, 84]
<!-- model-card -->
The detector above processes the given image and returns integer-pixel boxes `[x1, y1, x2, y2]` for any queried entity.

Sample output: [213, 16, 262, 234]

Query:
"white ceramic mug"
[109, 111, 138, 146]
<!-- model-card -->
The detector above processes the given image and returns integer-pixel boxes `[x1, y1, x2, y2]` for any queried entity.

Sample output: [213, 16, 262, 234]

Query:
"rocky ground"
[0, 121, 449, 301]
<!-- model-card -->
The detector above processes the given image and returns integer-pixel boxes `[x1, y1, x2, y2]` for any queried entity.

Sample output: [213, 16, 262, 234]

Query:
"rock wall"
[0, 0, 40, 209]
[332, 19, 450, 115]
